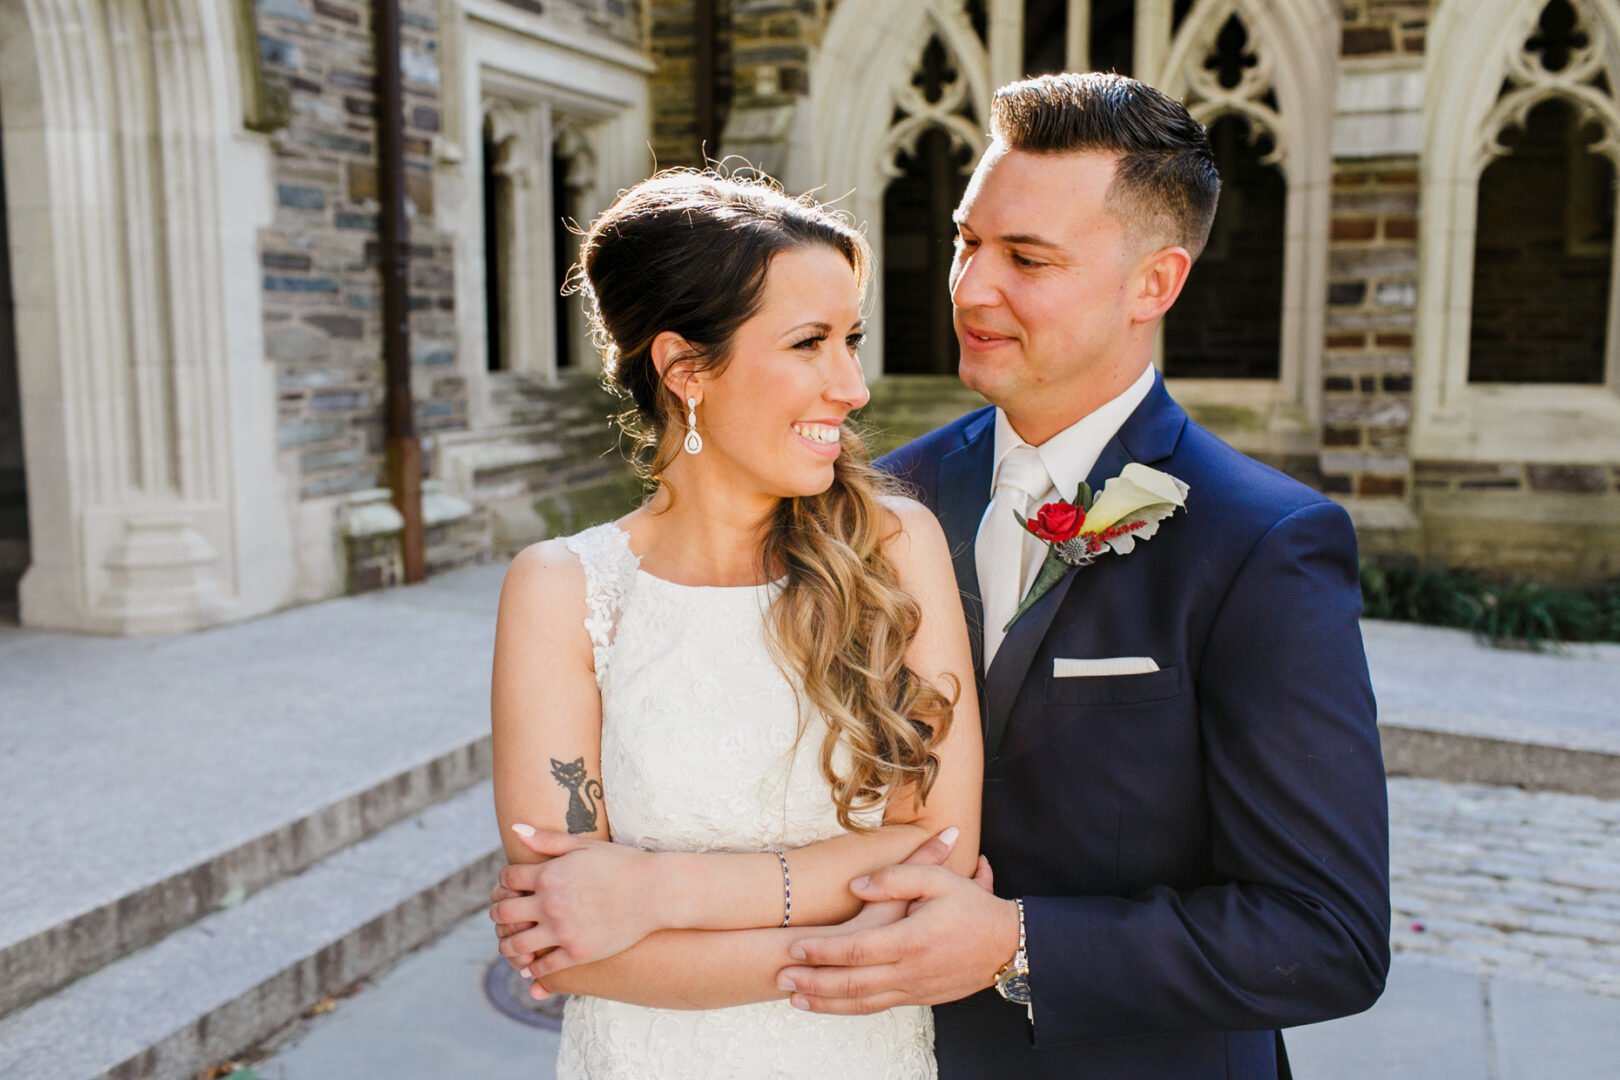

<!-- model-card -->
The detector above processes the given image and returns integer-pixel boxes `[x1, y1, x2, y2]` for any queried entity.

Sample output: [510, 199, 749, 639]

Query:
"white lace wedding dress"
[554, 522, 936, 1080]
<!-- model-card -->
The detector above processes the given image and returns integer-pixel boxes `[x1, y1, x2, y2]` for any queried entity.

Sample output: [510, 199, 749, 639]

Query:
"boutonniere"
[1007, 463, 1190, 631]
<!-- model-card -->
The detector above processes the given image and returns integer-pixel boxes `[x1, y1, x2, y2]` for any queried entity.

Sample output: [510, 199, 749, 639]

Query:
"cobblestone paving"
[1389, 778, 1620, 998]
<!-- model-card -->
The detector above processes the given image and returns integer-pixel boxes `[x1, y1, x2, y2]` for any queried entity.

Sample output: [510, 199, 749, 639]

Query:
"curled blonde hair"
[575, 170, 955, 828]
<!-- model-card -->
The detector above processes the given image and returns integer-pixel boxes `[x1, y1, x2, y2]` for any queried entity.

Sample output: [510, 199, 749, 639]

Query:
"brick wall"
[257, 0, 464, 508]
[1340, 0, 1429, 58]
[1320, 159, 1420, 500]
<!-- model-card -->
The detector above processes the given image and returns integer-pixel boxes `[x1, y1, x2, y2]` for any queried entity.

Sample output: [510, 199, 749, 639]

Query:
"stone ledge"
[1381, 725, 1620, 800]
[0, 784, 503, 1080]
[0, 737, 492, 1023]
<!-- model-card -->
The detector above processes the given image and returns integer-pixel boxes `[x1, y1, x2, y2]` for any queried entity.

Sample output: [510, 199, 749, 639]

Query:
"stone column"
[1066, 0, 1090, 73]
[4, 0, 291, 634]
[988, 0, 1024, 91]
[1134, 0, 1174, 85]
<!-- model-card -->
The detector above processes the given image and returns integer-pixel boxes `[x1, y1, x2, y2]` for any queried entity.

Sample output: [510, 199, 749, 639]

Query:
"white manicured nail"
[510, 823, 536, 838]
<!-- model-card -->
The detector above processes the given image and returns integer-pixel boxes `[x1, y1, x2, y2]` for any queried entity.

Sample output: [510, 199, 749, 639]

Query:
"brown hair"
[574, 170, 955, 829]
[992, 71, 1221, 257]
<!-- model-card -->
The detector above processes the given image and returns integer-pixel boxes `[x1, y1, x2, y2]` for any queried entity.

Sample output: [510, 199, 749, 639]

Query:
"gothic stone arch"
[809, 0, 991, 379]
[0, 0, 288, 633]
[1160, 0, 1339, 417]
[1417, 0, 1620, 463]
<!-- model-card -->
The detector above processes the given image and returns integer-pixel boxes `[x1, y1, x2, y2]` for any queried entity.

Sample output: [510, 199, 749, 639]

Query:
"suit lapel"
[979, 375, 1188, 762]
[933, 409, 996, 682]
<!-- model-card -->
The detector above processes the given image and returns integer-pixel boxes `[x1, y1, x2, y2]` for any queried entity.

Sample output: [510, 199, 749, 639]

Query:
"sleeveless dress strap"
[562, 523, 640, 687]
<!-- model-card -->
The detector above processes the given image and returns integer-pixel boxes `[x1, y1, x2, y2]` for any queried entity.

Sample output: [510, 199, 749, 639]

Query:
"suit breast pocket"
[1044, 664, 1184, 706]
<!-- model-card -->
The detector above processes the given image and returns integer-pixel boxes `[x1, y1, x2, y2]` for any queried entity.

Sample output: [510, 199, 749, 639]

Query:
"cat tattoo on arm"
[549, 757, 605, 835]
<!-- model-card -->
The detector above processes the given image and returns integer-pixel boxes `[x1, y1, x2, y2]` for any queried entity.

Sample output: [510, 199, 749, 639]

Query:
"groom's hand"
[778, 859, 1018, 1014]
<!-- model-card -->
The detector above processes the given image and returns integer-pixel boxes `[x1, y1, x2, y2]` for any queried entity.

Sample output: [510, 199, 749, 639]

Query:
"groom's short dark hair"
[991, 72, 1221, 258]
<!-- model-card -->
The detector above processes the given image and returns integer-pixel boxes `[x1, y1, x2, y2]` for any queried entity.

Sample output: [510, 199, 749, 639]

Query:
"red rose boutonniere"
[1006, 462, 1191, 631]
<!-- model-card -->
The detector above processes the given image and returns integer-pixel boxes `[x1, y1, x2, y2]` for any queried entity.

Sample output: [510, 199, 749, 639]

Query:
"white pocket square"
[1053, 657, 1161, 678]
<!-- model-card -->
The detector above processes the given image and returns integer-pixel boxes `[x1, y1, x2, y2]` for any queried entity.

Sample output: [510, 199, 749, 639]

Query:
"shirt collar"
[990, 363, 1157, 501]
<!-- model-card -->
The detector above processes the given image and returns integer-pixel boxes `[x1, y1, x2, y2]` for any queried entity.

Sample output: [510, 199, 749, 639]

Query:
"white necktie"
[976, 445, 1051, 668]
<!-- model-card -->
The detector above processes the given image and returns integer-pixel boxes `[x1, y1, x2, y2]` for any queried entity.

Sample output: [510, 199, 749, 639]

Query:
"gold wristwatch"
[992, 898, 1032, 1015]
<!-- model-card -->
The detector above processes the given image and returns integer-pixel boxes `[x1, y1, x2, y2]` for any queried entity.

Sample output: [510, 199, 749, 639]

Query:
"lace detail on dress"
[551, 521, 935, 1079]
[562, 522, 641, 689]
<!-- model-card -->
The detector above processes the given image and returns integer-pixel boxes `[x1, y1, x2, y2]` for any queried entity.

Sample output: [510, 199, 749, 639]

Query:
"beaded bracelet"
[773, 848, 792, 927]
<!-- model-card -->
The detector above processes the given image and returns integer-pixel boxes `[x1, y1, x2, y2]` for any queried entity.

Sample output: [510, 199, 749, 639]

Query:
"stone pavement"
[258, 774, 1620, 1079]
[3, 558, 1617, 1077]
[1385, 778, 1620, 1000]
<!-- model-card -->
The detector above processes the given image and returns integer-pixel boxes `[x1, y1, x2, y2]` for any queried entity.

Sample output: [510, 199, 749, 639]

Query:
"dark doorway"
[1469, 96, 1613, 384]
[482, 118, 508, 373]
[1024, 0, 1068, 77]
[884, 126, 971, 375]
[552, 139, 589, 371]
[1164, 111, 1286, 379]
[883, 38, 974, 375]
[1090, 0, 1135, 76]
[0, 94, 30, 621]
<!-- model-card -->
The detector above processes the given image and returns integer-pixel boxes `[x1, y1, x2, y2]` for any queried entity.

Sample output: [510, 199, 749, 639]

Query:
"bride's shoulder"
[498, 536, 589, 623]
[874, 494, 951, 581]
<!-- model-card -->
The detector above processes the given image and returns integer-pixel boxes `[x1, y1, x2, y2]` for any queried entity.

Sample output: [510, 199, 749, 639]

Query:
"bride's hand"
[821, 828, 979, 936]
[491, 828, 666, 976]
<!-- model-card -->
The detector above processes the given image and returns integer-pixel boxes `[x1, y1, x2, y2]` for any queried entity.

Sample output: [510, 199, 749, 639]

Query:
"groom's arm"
[1016, 499, 1389, 1044]
[782, 500, 1391, 1042]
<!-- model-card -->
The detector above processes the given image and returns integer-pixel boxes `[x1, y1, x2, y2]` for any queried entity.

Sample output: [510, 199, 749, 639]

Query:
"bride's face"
[693, 244, 869, 498]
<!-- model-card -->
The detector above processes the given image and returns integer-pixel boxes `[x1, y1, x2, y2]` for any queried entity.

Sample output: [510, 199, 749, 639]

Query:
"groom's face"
[949, 145, 1146, 437]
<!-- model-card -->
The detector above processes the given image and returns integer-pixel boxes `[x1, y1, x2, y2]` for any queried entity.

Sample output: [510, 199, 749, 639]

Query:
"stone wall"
[257, 0, 487, 592]
[1320, 159, 1420, 501]
[257, 0, 465, 500]
[647, 0, 824, 176]
[490, 0, 644, 45]
[1340, 0, 1429, 57]
[0, 139, 23, 612]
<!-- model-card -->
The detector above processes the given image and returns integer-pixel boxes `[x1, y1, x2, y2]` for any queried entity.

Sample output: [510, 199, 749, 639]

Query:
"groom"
[776, 73, 1390, 1077]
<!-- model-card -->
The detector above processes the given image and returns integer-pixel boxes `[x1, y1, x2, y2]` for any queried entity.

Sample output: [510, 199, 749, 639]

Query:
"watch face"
[997, 969, 1032, 1005]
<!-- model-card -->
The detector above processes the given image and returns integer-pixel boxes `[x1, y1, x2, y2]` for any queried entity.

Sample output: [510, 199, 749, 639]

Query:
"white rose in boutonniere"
[1006, 463, 1190, 631]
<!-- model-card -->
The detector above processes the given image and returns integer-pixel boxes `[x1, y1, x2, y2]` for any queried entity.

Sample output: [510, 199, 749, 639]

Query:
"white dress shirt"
[983, 363, 1158, 597]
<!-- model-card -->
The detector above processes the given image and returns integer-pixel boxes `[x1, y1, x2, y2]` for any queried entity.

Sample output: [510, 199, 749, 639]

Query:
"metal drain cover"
[483, 956, 568, 1030]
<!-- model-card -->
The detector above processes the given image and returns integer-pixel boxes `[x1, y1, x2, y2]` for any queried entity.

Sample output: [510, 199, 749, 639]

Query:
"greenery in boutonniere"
[1006, 463, 1190, 631]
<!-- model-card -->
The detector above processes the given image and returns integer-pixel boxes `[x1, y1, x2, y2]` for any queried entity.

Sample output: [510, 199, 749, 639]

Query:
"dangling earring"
[683, 397, 703, 455]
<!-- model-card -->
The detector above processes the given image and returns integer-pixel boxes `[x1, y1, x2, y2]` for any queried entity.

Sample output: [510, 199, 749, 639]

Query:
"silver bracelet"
[773, 848, 792, 927]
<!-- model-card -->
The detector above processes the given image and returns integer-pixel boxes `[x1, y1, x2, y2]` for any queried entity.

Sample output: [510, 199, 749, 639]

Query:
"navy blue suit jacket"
[878, 375, 1390, 1080]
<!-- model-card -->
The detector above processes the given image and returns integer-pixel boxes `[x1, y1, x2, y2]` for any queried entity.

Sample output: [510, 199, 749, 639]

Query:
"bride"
[486, 171, 983, 1078]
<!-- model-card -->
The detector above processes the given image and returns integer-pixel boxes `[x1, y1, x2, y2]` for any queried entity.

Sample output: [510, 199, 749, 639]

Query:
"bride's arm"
[490, 538, 613, 864]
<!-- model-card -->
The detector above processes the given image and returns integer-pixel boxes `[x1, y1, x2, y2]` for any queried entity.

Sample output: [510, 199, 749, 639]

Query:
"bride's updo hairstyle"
[575, 169, 954, 830]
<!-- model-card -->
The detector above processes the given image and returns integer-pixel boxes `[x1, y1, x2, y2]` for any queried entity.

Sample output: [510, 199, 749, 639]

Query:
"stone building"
[1, 0, 1617, 635]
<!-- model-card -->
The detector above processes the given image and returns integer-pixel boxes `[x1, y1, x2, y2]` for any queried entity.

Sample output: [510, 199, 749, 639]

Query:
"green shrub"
[1359, 562, 1620, 651]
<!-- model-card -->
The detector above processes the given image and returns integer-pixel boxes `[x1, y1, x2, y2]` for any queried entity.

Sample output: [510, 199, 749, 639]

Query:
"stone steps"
[0, 782, 503, 1080]
[0, 736, 492, 1024]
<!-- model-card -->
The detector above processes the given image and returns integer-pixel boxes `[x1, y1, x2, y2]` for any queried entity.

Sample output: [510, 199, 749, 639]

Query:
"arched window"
[1417, 0, 1620, 461]
[811, 0, 989, 377]
[1165, 16, 1286, 380]
[1160, 0, 1336, 415]
[1468, 2, 1616, 385]
[883, 37, 977, 375]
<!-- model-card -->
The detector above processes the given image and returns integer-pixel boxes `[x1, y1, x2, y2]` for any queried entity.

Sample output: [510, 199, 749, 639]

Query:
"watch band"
[993, 898, 1032, 1017]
